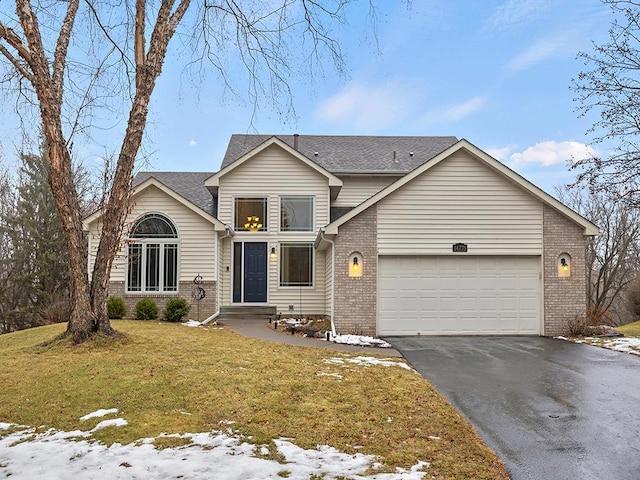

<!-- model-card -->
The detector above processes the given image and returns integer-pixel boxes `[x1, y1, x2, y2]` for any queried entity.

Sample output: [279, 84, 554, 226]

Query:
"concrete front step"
[219, 306, 277, 321]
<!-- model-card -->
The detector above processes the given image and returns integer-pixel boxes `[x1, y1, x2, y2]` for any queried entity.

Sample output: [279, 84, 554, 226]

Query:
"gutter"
[202, 224, 234, 325]
[318, 229, 337, 338]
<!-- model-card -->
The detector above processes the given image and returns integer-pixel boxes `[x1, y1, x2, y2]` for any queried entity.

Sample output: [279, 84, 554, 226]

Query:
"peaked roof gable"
[206, 136, 343, 188]
[83, 176, 227, 231]
[220, 134, 459, 174]
[323, 139, 599, 236]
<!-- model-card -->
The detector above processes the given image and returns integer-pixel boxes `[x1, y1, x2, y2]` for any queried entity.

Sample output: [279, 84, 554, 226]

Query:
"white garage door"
[379, 256, 541, 335]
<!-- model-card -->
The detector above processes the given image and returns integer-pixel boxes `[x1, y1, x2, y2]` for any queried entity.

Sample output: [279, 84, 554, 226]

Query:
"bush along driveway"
[387, 336, 640, 480]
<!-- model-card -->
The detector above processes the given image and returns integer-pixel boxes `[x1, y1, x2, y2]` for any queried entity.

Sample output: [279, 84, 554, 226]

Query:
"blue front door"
[234, 242, 267, 303]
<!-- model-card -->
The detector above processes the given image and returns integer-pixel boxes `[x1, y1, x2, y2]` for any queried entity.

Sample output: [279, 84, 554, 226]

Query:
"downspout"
[202, 224, 233, 325]
[318, 229, 337, 338]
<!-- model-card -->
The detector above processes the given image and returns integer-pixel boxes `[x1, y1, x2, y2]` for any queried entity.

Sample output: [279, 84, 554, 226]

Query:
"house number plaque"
[452, 243, 468, 253]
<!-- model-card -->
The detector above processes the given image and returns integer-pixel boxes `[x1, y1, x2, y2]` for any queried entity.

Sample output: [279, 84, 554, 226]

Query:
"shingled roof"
[221, 134, 459, 174]
[132, 171, 215, 215]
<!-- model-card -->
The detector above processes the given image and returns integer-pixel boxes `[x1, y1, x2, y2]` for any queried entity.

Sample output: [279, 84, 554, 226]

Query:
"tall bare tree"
[0, 1, 375, 343]
[572, 0, 640, 203]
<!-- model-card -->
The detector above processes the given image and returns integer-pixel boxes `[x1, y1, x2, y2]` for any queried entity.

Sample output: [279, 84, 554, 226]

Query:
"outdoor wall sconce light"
[270, 246, 277, 259]
[349, 252, 363, 277]
[558, 254, 571, 278]
[244, 216, 262, 232]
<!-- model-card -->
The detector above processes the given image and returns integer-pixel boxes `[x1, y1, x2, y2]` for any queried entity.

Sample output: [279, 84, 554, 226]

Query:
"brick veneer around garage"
[333, 206, 378, 336]
[543, 205, 588, 336]
[108, 281, 217, 321]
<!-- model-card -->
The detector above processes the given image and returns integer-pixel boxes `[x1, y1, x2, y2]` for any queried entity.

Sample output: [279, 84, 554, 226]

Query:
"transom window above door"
[235, 198, 267, 232]
[280, 196, 313, 232]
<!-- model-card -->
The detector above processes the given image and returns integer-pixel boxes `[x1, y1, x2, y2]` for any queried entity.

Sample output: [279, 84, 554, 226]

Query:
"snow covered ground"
[0, 409, 429, 480]
[184, 319, 393, 348]
[558, 335, 640, 355]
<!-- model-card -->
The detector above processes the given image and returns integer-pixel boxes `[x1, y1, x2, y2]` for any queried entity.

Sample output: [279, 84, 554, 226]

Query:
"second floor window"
[235, 198, 267, 232]
[280, 196, 313, 232]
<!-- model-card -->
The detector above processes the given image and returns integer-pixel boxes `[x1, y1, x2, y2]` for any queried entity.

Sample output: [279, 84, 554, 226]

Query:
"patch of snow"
[333, 334, 392, 348]
[80, 408, 118, 421]
[90, 418, 128, 432]
[599, 337, 640, 355]
[182, 320, 202, 327]
[316, 372, 344, 379]
[557, 335, 640, 356]
[324, 356, 412, 370]
[0, 424, 429, 479]
[280, 317, 305, 326]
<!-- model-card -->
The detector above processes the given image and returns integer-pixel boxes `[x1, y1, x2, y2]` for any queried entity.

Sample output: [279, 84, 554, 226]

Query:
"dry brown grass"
[617, 320, 640, 337]
[0, 321, 508, 479]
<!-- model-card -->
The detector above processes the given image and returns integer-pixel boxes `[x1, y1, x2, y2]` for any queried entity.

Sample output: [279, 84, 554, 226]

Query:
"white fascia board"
[83, 177, 227, 232]
[324, 139, 599, 237]
[204, 136, 343, 188]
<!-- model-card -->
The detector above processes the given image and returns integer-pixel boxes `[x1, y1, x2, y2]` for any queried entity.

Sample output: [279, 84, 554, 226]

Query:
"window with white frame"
[235, 198, 267, 232]
[280, 243, 313, 287]
[280, 196, 313, 232]
[127, 213, 178, 292]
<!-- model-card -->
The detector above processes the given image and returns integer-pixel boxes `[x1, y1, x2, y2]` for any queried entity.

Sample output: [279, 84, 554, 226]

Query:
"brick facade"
[333, 206, 378, 336]
[542, 205, 588, 336]
[108, 281, 217, 321]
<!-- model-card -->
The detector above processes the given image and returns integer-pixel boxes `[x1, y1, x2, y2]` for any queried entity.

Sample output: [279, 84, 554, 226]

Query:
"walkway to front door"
[233, 241, 267, 303]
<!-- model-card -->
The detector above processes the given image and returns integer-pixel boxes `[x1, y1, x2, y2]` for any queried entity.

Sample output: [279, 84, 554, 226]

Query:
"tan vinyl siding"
[218, 144, 329, 228]
[267, 247, 326, 315]
[218, 144, 329, 312]
[377, 151, 543, 255]
[88, 185, 217, 285]
[333, 176, 398, 207]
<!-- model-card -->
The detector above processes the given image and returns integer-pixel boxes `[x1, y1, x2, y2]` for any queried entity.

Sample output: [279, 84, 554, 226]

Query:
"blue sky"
[2, 1, 615, 195]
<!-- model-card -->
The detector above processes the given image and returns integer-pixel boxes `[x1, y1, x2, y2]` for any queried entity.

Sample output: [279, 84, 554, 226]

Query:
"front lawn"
[0, 321, 508, 479]
[616, 320, 640, 337]
[565, 320, 640, 356]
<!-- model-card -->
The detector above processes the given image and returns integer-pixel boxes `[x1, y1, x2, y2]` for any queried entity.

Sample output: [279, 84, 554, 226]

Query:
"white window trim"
[233, 196, 269, 233]
[126, 212, 180, 294]
[279, 196, 315, 233]
[279, 242, 315, 289]
[126, 239, 180, 293]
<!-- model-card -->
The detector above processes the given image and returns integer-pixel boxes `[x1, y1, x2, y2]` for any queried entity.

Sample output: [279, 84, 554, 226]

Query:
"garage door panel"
[379, 256, 541, 335]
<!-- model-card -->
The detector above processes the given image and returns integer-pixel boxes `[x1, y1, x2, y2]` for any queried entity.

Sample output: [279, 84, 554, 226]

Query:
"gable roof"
[206, 136, 343, 191]
[321, 139, 599, 237]
[221, 134, 459, 174]
[132, 172, 215, 215]
[83, 174, 227, 232]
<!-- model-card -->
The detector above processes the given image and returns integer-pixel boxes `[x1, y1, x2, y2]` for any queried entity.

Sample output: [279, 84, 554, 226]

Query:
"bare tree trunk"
[2, 0, 359, 343]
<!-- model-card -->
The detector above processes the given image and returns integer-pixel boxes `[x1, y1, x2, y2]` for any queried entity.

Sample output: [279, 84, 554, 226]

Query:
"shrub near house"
[84, 135, 599, 337]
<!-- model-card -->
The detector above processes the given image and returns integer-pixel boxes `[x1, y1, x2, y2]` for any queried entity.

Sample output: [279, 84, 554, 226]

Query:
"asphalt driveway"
[387, 336, 640, 480]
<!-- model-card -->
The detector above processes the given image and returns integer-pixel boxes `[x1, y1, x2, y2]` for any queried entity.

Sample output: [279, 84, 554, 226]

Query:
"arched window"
[127, 214, 178, 293]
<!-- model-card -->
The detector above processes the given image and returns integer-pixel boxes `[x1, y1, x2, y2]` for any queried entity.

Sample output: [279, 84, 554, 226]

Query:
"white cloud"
[507, 141, 596, 167]
[189, 139, 197, 146]
[421, 96, 488, 125]
[485, 146, 514, 162]
[314, 81, 419, 130]
[438, 96, 487, 123]
[485, 0, 550, 31]
[507, 33, 572, 72]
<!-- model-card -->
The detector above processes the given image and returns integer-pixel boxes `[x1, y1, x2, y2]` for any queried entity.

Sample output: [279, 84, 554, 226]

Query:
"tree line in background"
[0, 146, 99, 334]
[3, 0, 640, 336]
[2, 146, 640, 334]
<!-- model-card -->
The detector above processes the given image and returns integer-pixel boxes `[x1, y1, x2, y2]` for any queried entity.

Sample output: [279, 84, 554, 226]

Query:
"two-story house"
[83, 134, 598, 337]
